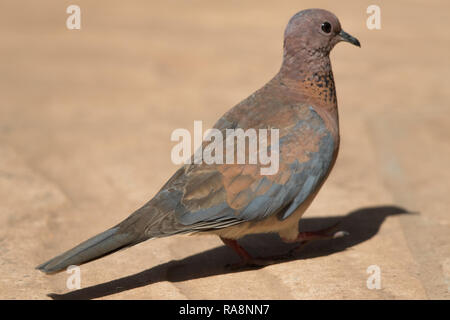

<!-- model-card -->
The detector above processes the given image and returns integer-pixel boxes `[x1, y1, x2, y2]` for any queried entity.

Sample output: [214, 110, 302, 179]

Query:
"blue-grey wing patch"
[278, 129, 335, 220]
[165, 106, 335, 230]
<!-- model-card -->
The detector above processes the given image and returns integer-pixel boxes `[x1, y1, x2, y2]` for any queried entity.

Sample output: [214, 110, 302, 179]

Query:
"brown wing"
[128, 104, 335, 238]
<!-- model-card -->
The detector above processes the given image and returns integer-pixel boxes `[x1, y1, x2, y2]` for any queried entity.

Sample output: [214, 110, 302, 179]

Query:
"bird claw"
[223, 229, 350, 271]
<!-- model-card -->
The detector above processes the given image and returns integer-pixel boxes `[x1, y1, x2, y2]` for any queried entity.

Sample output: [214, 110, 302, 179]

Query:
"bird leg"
[220, 237, 274, 269]
[221, 237, 253, 261]
[220, 223, 348, 269]
[281, 222, 349, 256]
[283, 222, 348, 243]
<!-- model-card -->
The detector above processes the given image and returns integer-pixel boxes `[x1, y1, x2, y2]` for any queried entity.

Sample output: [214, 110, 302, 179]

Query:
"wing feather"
[138, 104, 335, 237]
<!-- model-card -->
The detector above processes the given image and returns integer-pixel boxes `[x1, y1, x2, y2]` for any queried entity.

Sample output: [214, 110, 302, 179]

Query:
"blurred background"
[0, 0, 449, 299]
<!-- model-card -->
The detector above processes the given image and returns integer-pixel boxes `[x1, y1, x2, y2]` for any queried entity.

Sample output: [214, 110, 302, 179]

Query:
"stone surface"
[0, 0, 448, 299]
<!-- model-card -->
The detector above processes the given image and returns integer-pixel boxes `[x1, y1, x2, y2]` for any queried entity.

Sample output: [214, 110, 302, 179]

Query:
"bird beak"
[338, 30, 361, 47]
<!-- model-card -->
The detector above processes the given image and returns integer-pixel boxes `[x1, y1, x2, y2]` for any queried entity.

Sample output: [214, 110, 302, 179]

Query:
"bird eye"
[321, 22, 332, 33]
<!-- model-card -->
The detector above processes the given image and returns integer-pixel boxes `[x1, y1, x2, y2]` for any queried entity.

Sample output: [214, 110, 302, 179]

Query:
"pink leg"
[220, 237, 275, 269]
[220, 223, 348, 269]
[281, 222, 349, 256]
[282, 222, 348, 243]
[220, 237, 253, 262]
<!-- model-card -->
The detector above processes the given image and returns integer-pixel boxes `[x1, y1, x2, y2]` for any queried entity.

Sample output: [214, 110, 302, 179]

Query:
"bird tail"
[36, 226, 142, 274]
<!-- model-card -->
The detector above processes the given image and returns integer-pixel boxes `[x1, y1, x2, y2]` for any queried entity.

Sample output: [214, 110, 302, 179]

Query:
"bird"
[37, 8, 360, 274]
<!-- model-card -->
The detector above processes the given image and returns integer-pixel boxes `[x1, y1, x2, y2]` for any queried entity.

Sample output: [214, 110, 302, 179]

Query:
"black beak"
[339, 30, 361, 47]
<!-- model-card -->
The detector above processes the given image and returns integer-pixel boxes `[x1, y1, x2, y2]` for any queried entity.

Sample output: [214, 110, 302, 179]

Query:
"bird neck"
[276, 53, 339, 137]
[278, 53, 338, 112]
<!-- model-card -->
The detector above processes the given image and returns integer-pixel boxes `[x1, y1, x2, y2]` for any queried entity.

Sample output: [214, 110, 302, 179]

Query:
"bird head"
[283, 9, 360, 61]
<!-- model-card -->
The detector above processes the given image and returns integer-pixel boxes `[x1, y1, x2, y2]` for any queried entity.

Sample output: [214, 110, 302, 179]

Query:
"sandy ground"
[0, 0, 449, 299]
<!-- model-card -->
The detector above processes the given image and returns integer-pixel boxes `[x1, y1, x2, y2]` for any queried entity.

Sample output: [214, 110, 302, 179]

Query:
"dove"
[37, 8, 360, 274]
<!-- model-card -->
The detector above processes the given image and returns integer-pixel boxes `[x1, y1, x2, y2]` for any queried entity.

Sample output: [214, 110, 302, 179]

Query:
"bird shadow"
[48, 205, 411, 300]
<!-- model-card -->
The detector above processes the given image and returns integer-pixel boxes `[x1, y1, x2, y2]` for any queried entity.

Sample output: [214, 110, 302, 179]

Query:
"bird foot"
[221, 237, 293, 270]
[221, 227, 349, 271]
[285, 229, 350, 257]
[282, 222, 349, 243]
[225, 256, 285, 270]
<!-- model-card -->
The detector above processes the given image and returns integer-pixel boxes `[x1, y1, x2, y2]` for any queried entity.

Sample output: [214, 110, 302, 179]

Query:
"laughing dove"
[37, 8, 360, 273]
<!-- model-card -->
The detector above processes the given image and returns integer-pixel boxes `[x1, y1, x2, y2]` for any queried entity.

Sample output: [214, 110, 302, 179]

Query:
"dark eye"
[321, 22, 332, 33]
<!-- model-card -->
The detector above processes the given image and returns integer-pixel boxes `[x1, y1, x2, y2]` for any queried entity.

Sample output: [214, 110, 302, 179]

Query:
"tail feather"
[36, 227, 139, 274]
